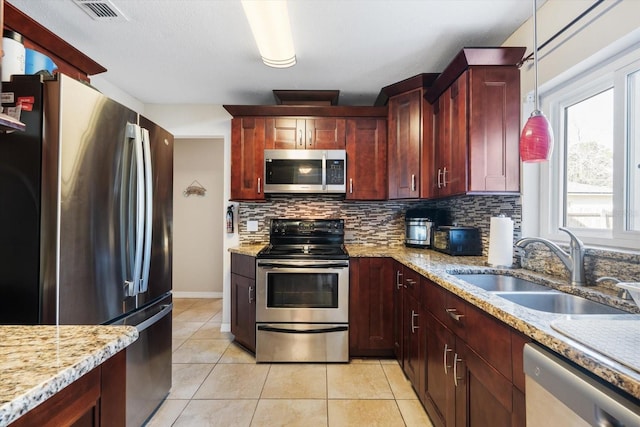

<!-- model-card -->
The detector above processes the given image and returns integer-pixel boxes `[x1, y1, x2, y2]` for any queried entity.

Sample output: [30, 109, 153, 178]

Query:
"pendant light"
[520, 0, 553, 162]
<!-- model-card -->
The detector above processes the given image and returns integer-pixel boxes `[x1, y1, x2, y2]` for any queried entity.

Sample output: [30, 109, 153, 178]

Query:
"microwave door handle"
[322, 152, 327, 190]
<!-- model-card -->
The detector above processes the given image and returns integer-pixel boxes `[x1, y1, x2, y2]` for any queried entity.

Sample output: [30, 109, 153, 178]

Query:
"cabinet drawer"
[231, 253, 256, 279]
[465, 303, 512, 381]
[423, 279, 466, 340]
[403, 267, 422, 302]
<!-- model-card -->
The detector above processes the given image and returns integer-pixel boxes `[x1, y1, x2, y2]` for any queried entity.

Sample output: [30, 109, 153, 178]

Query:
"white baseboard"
[173, 291, 223, 299]
[220, 323, 231, 332]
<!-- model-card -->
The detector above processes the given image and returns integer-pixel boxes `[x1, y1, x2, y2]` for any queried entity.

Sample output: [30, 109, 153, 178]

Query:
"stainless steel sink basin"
[496, 292, 629, 315]
[453, 274, 553, 292]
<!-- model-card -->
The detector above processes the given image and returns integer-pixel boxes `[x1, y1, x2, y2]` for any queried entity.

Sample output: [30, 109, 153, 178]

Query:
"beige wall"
[503, 0, 640, 238]
[173, 138, 225, 297]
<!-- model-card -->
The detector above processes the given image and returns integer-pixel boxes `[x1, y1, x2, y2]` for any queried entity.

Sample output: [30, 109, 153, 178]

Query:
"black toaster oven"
[432, 226, 482, 256]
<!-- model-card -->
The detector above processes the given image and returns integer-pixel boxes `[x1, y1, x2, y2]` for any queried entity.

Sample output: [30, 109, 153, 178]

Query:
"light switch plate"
[247, 220, 258, 232]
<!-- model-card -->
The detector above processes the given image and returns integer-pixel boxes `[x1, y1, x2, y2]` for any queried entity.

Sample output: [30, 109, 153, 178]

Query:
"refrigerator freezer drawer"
[112, 294, 173, 427]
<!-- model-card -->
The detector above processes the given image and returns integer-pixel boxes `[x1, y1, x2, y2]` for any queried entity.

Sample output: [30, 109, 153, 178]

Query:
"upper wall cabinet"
[224, 105, 387, 201]
[382, 74, 439, 200]
[425, 47, 525, 197]
[265, 117, 346, 149]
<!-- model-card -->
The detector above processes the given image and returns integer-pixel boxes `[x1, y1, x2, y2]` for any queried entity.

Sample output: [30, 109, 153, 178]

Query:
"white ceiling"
[7, 0, 535, 106]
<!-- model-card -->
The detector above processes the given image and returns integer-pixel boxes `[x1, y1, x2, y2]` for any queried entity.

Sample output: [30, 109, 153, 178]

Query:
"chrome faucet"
[515, 227, 586, 286]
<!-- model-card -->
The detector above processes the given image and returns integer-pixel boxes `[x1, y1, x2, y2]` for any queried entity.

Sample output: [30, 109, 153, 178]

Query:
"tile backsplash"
[236, 194, 522, 253]
[236, 193, 639, 285]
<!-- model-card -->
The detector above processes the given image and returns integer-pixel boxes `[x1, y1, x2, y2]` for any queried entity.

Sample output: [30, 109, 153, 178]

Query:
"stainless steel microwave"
[264, 149, 346, 194]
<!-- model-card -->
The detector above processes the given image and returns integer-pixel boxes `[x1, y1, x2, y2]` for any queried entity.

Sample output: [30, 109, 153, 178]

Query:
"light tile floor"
[145, 298, 434, 427]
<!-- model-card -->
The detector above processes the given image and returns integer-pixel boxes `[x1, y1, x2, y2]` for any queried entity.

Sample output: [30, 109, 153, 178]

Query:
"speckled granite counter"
[0, 325, 138, 426]
[230, 243, 640, 401]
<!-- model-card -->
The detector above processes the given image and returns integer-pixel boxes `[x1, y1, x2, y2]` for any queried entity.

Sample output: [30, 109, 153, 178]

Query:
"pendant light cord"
[533, 0, 539, 112]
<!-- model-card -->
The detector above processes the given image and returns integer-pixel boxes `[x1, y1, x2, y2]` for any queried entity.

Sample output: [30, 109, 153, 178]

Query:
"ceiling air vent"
[72, 0, 128, 21]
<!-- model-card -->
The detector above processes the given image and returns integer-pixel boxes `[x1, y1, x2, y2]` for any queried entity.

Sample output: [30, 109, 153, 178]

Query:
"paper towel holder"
[487, 214, 515, 268]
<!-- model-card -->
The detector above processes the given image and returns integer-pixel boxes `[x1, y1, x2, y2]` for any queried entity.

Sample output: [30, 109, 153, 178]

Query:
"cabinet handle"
[349, 178, 353, 194]
[257, 177, 261, 194]
[442, 167, 448, 187]
[453, 352, 463, 387]
[404, 278, 416, 289]
[308, 130, 312, 146]
[298, 129, 303, 147]
[443, 344, 453, 374]
[437, 169, 443, 189]
[411, 174, 416, 192]
[396, 270, 403, 289]
[446, 308, 464, 322]
[411, 310, 419, 333]
[248, 286, 253, 304]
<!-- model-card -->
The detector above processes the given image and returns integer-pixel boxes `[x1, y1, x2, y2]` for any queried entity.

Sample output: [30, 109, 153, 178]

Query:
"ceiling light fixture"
[520, 0, 553, 162]
[241, 0, 296, 68]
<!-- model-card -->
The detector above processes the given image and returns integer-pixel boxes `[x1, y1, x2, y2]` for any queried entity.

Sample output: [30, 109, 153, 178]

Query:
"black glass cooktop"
[258, 218, 348, 259]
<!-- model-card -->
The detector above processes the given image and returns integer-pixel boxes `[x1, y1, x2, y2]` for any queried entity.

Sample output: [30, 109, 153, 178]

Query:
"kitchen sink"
[496, 292, 629, 315]
[453, 273, 554, 292]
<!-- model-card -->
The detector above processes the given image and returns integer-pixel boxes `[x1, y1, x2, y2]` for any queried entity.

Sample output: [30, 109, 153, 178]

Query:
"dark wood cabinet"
[426, 48, 525, 197]
[349, 257, 394, 357]
[407, 275, 526, 427]
[392, 260, 404, 365]
[346, 118, 388, 200]
[230, 117, 265, 201]
[388, 90, 422, 199]
[225, 106, 387, 201]
[265, 117, 346, 149]
[230, 253, 256, 352]
[9, 350, 126, 427]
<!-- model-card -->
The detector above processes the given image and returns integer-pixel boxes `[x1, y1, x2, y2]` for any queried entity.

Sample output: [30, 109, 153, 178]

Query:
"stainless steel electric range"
[255, 218, 349, 362]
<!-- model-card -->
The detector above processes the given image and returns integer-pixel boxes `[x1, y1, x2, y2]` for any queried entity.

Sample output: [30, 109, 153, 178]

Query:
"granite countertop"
[0, 325, 138, 426]
[230, 243, 640, 400]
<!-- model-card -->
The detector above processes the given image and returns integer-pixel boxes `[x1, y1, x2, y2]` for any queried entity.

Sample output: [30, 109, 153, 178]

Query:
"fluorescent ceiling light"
[241, 0, 296, 68]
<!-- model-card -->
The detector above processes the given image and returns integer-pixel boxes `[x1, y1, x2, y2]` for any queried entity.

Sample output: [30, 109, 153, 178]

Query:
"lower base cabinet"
[396, 271, 527, 427]
[10, 350, 126, 427]
[349, 257, 394, 357]
[230, 253, 257, 352]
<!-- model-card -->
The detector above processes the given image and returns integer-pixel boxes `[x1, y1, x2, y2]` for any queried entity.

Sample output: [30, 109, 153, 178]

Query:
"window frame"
[538, 46, 640, 250]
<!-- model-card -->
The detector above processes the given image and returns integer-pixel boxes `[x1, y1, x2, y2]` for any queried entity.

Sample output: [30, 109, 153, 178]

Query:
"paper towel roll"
[488, 215, 514, 267]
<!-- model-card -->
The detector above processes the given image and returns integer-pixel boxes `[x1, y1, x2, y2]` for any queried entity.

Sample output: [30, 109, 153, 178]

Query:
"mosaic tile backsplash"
[237, 194, 639, 286]
[237, 194, 522, 252]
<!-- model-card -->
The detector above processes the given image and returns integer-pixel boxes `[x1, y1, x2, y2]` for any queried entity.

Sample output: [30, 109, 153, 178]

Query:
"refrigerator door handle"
[127, 123, 145, 296]
[139, 127, 153, 293]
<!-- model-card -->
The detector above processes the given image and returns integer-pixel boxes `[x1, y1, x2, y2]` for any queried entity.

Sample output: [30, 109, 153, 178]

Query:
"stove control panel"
[269, 219, 344, 237]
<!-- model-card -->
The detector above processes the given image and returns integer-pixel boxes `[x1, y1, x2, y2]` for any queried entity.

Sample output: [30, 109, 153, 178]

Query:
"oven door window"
[266, 272, 338, 308]
[265, 159, 323, 185]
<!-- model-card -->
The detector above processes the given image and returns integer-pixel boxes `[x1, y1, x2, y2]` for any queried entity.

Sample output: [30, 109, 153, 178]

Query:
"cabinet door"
[230, 117, 265, 200]
[468, 67, 521, 193]
[455, 342, 514, 427]
[423, 315, 456, 427]
[349, 258, 394, 357]
[307, 118, 346, 149]
[437, 77, 467, 197]
[403, 293, 423, 387]
[392, 261, 404, 364]
[231, 273, 256, 352]
[265, 117, 303, 149]
[346, 118, 387, 200]
[388, 90, 421, 199]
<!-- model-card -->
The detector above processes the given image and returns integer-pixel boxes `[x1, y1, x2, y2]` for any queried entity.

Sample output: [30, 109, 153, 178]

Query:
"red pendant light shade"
[520, 109, 554, 162]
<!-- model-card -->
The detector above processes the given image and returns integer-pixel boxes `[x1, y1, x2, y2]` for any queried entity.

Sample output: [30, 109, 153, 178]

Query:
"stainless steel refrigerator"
[0, 74, 173, 426]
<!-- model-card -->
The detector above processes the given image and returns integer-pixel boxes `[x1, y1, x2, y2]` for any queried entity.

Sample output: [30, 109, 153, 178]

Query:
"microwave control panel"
[326, 159, 345, 185]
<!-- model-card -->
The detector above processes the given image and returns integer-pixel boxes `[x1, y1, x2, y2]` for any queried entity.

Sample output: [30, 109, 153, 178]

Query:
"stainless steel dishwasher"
[524, 343, 640, 426]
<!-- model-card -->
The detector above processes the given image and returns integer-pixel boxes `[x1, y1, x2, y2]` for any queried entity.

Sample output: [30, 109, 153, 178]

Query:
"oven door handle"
[257, 325, 348, 334]
[258, 262, 349, 269]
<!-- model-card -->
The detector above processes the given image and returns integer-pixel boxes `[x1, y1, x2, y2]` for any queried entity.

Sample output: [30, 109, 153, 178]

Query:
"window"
[540, 48, 640, 249]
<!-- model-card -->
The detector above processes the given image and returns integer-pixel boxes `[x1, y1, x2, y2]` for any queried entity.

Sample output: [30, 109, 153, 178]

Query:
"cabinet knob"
[442, 167, 448, 187]
[298, 129, 303, 146]
[248, 286, 254, 304]
[396, 271, 403, 289]
[257, 178, 261, 194]
[437, 169, 443, 189]
[411, 174, 416, 192]
[349, 178, 353, 194]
